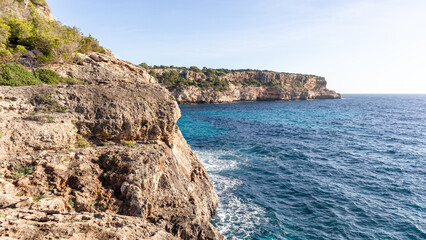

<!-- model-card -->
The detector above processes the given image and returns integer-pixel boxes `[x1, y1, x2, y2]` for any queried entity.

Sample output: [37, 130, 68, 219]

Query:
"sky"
[47, 0, 426, 94]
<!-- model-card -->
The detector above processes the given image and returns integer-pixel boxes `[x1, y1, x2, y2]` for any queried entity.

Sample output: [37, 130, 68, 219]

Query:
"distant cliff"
[150, 67, 341, 104]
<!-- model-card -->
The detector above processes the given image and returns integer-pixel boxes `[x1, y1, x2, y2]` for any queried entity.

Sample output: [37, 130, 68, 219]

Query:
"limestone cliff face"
[0, 67, 222, 239]
[155, 69, 341, 104]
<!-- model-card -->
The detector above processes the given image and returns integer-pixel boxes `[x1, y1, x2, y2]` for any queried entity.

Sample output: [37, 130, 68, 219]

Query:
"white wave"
[194, 149, 239, 172]
[209, 174, 243, 192]
[214, 193, 268, 239]
[195, 149, 268, 239]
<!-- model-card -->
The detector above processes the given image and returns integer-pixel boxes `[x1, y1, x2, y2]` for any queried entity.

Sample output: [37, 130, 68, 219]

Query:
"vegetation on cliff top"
[0, 0, 105, 64]
[0, 63, 79, 86]
[140, 63, 270, 76]
[140, 64, 268, 91]
[154, 70, 230, 92]
[143, 65, 287, 91]
[139, 63, 317, 91]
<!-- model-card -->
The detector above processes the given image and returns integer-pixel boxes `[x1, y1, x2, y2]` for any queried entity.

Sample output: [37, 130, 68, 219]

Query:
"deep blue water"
[177, 95, 426, 240]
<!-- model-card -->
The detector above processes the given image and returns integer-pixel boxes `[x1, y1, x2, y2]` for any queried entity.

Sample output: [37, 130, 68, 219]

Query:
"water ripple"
[179, 94, 426, 240]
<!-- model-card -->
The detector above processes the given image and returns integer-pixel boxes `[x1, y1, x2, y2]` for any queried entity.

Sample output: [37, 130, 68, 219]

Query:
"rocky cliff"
[0, 1, 222, 239]
[153, 68, 341, 104]
[0, 53, 222, 240]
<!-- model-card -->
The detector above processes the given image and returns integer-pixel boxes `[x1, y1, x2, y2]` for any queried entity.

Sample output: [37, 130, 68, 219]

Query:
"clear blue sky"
[47, 0, 426, 94]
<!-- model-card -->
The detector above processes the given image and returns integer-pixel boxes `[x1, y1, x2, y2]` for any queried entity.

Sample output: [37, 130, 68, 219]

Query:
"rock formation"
[154, 68, 341, 104]
[0, 64, 222, 239]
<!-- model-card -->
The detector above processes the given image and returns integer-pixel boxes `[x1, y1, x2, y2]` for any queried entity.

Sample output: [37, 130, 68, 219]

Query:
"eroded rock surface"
[47, 53, 157, 85]
[0, 81, 222, 240]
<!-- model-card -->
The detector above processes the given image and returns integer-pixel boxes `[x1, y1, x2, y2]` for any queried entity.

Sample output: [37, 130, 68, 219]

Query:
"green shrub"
[0, 2, 104, 64]
[77, 35, 105, 54]
[265, 79, 282, 88]
[139, 62, 150, 69]
[11, 166, 34, 179]
[0, 63, 80, 86]
[31, 0, 47, 6]
[149, 69, 157, 78]
[34, 68, 78, 85]
[76, 134, 90, 148]
[242, 78, 261, 87]
[0, 63, 42, 86]
[68, 199, 75, 209]
[189, 66, 201, 72]
[60, 77, 81, 85]
[32, 195, 49, 202]
[122, 141, 136, 147]
[34, 68, 63, 85]
[291, 81, 303, 88]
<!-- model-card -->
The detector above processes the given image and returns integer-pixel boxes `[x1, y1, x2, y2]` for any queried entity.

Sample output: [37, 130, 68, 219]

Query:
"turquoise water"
[178, 95, 426, 240]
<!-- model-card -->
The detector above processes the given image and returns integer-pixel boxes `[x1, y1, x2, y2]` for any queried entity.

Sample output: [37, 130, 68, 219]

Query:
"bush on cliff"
[267, 79, 283, 87]
[138, 62, 150, 69]
[202, 67, 227, 77]
[34, 68, 79, 85]
[157, 70, 229, 92]
[0, 0, 105, 64]
[158, 70, 191, 91]
[149, 69, 157, 78]
[0, 63, 42, 86]
[0, 63, 79, 86]
[205, 76, 229, 91]
[189, 66, 201, 73]
[242, 78, 261, 87]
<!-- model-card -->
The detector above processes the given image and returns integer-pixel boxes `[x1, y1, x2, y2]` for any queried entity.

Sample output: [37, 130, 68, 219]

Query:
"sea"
[177, 94, 426, 240]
